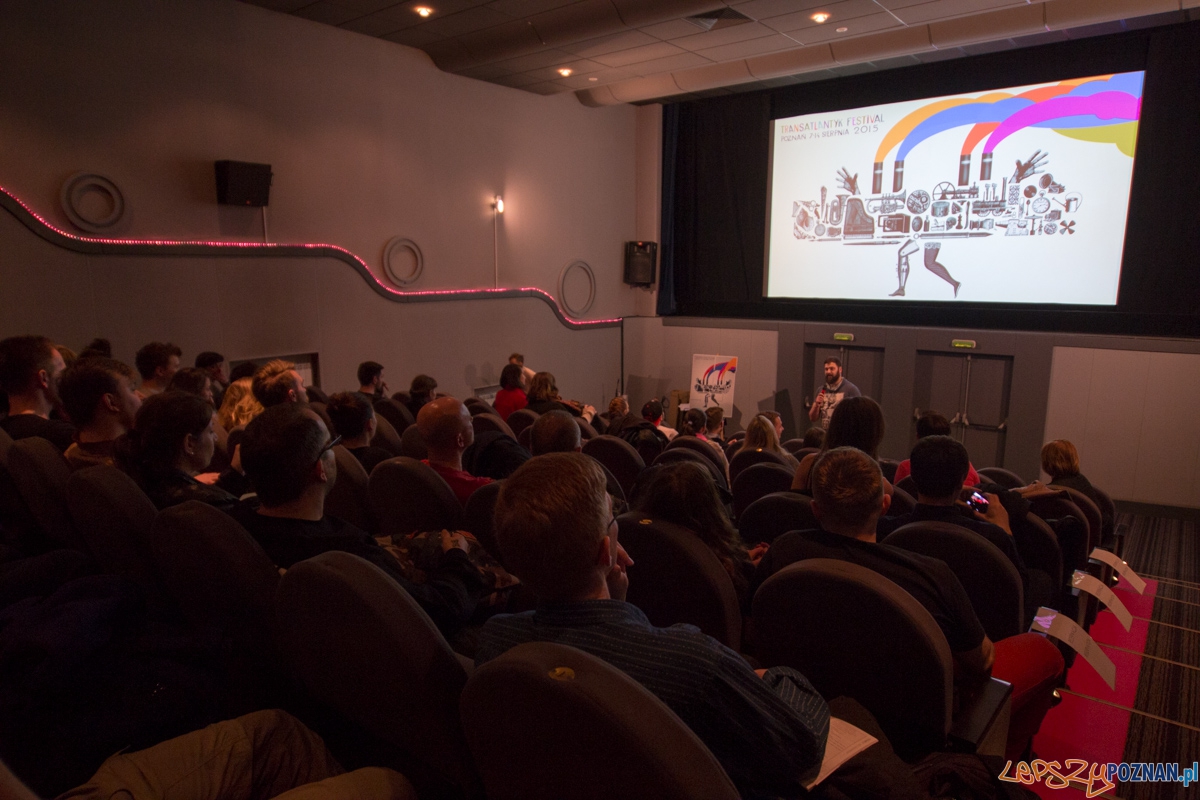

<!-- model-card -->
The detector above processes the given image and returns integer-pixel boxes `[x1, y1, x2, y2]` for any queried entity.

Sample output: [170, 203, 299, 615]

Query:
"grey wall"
[623, 315, 1200, 506]
[1045, 347, 1200, 508]
[0, 211, 621, 405]
[622, 317, 780, 434]
[0, 0, 643, 405]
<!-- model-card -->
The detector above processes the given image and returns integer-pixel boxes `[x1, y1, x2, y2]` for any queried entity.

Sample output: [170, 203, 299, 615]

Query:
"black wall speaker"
[214, 160, 273, 207]
[624, 241, 657, 286]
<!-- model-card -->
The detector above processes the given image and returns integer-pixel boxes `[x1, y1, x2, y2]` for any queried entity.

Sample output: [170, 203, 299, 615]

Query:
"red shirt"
[492, 387, 527, 421]
[423, 460, 493, 506]
[894, 459, 979, 488]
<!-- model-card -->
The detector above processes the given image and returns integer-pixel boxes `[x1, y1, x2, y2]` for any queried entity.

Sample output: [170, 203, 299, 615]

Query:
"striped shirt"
[476, 600, 829, 798]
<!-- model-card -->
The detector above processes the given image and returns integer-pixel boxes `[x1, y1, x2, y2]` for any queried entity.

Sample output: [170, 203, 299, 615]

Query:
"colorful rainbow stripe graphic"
[701, 358, 737, 385]
[871, 73, 1142, 192]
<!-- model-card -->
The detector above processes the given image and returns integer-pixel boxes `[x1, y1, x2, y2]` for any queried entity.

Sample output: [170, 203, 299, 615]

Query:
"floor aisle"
[1028, 505, 1199, 800]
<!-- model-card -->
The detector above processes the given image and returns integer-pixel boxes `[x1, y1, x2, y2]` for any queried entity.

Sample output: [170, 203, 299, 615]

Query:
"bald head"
[530, 409, 582, 455]
[418, 396, 473, 457]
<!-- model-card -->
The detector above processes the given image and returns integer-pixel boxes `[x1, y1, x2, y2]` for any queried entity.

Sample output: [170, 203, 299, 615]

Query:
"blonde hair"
[217, 377, 264, 431]
[1041, 439, 1080, 480]
[738, 415, 799, 470]
[740, 415, 783, 454]
[608, 396, 629, 416]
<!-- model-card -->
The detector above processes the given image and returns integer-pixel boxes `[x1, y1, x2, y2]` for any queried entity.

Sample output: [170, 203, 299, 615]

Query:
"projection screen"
[764, 72, 1144, 305]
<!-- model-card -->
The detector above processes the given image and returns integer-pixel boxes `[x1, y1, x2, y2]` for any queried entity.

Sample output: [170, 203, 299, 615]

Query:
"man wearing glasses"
[232, 404, 484, 638]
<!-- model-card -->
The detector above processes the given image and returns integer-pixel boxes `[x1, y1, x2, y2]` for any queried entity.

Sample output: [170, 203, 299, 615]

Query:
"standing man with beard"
[808, 357, 860, 430]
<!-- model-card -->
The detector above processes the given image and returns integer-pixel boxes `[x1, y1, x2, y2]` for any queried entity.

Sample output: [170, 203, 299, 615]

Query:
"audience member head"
[417, 396, 473, 464]
[241, 404, 334, 509]
[134, 342, 182, 389]
[823, 396, 885, 458]
[823, 357, 844, 387]
[499, 363, 525, 391]
[326, 391, 377, 446]
[631, 461, 746, 563]
[195, 351, 227, 384]
[740, 414, 783, 454]
[0, 335, 65, 416]
[705, 406, 724, 437]
[79, 338, 113, 360]
[494, 453, 612, 601]
[508, 353, 525, 367]
[810, 447, 889, 538]
[802, 426, 826, 449]
[357, 361, 384, 392]
[229, 361, 259, 382]
[527, 372, 560, 404]
[1040, 439, 1081, 480]
[530, 409, 581, 455]
[217, 377, 263, 431]
[167, 367, 214, 404]
[641, 398, 664, 425]
[915, 411, 952, 440]
[58, 357, 140, 436]
[252, 359, 305, 407]
[120, 391, 216, 480]
[909, 435, 970, 502]
[409, 374, 438, 407]
[761, 410, 784, 440]
[56, 344, 78, 368]
[608, 396, 629, 417]
[680, 407, 708, 437]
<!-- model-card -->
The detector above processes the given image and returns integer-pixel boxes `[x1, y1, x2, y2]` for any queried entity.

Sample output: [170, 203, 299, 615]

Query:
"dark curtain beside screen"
[659, 20, 1200, 337]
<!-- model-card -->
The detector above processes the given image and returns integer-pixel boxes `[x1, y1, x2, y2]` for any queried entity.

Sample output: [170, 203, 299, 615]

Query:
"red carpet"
[1027, 579, 1159, 798]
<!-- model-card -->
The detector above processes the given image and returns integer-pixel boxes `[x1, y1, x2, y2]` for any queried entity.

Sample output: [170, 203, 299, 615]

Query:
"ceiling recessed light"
[415, 6, 433, 17]
[836, 26, 848, 32]
[558, 67, 573, 77]
[588, 77, 598, 81]
[811, 12, 830, 23]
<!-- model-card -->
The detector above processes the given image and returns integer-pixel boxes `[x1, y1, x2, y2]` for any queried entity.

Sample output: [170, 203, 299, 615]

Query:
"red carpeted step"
[1032, 691, 1130, 783]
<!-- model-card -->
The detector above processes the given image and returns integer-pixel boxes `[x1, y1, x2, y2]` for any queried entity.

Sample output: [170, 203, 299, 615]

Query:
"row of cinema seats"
[298, 396, 1118, 761]
[0, 395, 1123, 795]
[0, 435, 734, 798]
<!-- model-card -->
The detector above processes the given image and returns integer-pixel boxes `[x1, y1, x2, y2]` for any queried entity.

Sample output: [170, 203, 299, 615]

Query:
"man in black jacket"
[232, 404, 483, 638]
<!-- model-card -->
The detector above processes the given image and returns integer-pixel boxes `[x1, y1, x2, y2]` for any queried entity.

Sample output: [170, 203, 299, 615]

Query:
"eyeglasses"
[315, 434, 342, 466]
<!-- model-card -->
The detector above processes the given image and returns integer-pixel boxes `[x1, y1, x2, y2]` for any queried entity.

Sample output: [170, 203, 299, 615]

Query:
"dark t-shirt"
[142, 469, 240, 511]
[526, 398, 579, 417]
[751, 527, 986, 653]
[877, 504, 1028, 589]
[229, 503, 483, 636]
[812, 378, 861, 430]
[348, 445, 392, 476]
[0, 414, 76, 452]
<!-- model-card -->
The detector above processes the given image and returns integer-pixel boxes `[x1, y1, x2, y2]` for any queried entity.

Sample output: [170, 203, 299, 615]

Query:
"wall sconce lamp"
[492, 195, 504, 287]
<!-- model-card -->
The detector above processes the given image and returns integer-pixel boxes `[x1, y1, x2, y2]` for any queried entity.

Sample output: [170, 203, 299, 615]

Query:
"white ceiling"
[239, 0, 1200, 104]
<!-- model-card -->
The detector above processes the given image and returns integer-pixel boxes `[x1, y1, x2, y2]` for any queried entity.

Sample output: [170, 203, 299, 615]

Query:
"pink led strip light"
[0, 186, 622, 330]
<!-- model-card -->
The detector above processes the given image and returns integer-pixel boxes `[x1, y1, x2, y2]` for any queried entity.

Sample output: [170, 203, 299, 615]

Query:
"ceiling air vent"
[684, 7, 752, 31]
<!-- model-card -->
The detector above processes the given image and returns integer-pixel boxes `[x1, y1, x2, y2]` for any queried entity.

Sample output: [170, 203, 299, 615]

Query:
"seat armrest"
[948, 677, 1011, 756]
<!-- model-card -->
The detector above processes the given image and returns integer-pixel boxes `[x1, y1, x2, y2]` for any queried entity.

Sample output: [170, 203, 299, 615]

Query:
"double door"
[911, 351, 1012, 467]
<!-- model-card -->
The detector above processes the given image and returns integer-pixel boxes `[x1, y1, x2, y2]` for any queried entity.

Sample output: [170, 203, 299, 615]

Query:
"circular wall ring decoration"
[558, 259, 595, 317]
[383, 237, 424, 286]
[60, 172, 125, 232]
